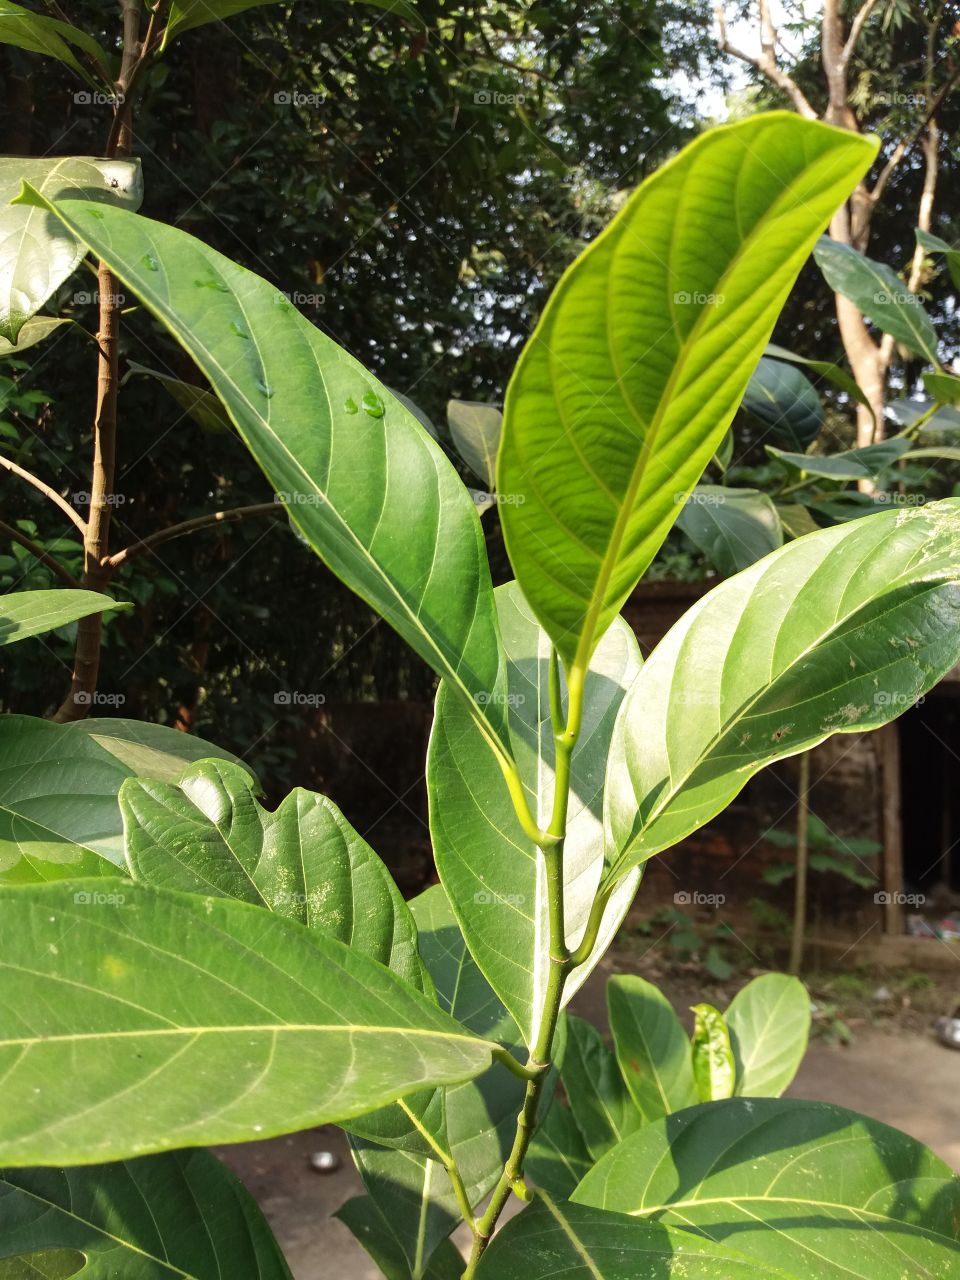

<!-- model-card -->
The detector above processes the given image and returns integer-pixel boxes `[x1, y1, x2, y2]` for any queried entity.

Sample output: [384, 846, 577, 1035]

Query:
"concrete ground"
[216, 1019, 960, 1279]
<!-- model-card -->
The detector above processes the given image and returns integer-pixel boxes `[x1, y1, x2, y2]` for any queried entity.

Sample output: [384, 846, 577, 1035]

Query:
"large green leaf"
[0, 715, 253, 884]
[725, 973, 810, 1097]
[123, 362, 232, 434]
[0, 2, 109, 81]
[0, 880, 494, 1165]
[474, 1198, 781, 1279]
[120, 758, 427, 987]
[0, 590, 128, 647]
[334, 1196, 462, 1280]
[559, 1015, 641, 1163]
[813, 237, 939, 364]
[0, 1151, 291, 1278]
[574, 1097, 960, 1277]
[26, 190, 511, 762]
[741, 355, 823, 450]
[605, 500, 960, 876]
[0, 159, 142, 343]
[0, 316, 70, 357]
[497, 113, 877, 668]
[164, 0, 285, 41]
[606, 975, 697, 1121]
[676, 485, 782, 575]
[428, 581, 642, 1046]
[446, 400, 502, 489]
[764, 342, 875, 428]
[526, 1101, 593, 1199]
[766, 438, 910, 482]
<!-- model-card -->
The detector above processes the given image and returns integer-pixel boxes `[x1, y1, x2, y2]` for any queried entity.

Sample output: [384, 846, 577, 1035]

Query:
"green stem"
[461, 649, 585, 1278]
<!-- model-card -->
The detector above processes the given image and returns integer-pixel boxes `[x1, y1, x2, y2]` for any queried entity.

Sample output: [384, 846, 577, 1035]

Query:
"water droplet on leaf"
[256, 379, 274, 398]
[343, 397, 359, 415]
[229, 321, 249, 339]
[142, 254, 159, 272]
[361, 391, 385, 418]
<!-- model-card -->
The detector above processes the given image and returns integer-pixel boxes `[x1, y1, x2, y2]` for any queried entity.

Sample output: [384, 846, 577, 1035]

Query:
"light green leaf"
[1, 159, 142, 343]
[765, 341, 875, 428]
[903, 446, 960, 464]
[27, 189, 512, 763]
[606, 974, 697, 1121]
[0, 590, 128, 647]
[676, 485, 783, 575]
[690, 1003, 735, 1101]
[0, 880, 494, 1165]
[334, 1196, 462, 1280]
[498, 113, 877, 668]
[605, 500, 960, 877]
[917, 227, 960, 290]
[163, 0, 285, 40]
[726, 973, 810, 1097]
[0, 316, 70, 357]
[766, 438, 910, 482]
[741, 355, 823, 450]
[560, 1015, 641, 1163]
[0, 1151, 292, 1278]
[428, 581, 642, 1045]
[712, 428, 733, 473]
[813, 237, 939, 364]
[446, 400, 502, 489]
[0, 1250, 83, 1278]
[121, 758, 427, 986]
[0, 715, 254, 884]
[526, 1102, 593, 1199]
[574, 1097, 960, 1277]
[474, 1197, 781, 1280]
[123, 362, 232, 433]
[924, 371, 960, 406]
[777, 502, 820, 539]
[0, 2, 109, 81]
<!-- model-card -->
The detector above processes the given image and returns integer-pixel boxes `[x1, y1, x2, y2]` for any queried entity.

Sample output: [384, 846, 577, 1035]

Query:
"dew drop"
[361, 390, 385, 418]
[274, 294, 293, 312]
[343, 397, 359, 415]
[229, 321, 249, 339]
[256, 379, 275, 398]
[142, 254, 159, 272]
[195, 278, 229, 292]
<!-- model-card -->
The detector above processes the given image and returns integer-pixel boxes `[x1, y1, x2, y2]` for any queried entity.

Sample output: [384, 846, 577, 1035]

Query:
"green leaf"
[776, 502, 820, 540]
[765, 342, 875, 429]
[690, 1003, 735, 1101]
[1, 159, 142, 343]
[497, 113, 877, 668]
[0, 2, 109, 81]
[334, 1196, 463, 1280]
[560, 1015, 641, 1163]
[766, 439, 910, 482]
[0, 1151, 292, 1277]
[917, 227, 960, 290]
[903, 446, 960, 464]
[574, 1097, 960, 1277]
[0, 715, 254, 884]
[29, 190, 512, 762]
[727, 972, 814, 1095]
[0, 1251, 83, 1278]
[123, 362, 232, 433]
[446, 400, 502, 489]
[0, 590, 128, 647]
[924, 371, 960, 406]
[605, 500, 960, 877]
[888, 395, 960, 434]
[607, 975, 697, 1121]
[676, 485, 783, 575]
[741, 355, 823, 450]
[813, 237, 939, 364]
[120, 758, 427, 987]
[0, 880, 495, 1165]
[474, 1197, 781, 1279]
[0, 316, 70, 357]
[526, 1103, 593, 1199]
[346, 885, 527, 1213]
[163, 0, 285, 41]
[712, 428, 733, 473]
[428, 581, 642, 1045]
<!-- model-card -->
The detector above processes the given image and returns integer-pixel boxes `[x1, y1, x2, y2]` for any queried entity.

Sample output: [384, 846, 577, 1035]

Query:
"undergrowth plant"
[1, 51, 960, 1280]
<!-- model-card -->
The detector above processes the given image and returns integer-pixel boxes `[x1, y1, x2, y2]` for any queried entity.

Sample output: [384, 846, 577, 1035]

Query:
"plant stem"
[102, 502, 280, 569]
[0, 518, 82, 588]
[462, 650, 585, 1278]
[0, 456, 86, 533]
[789, 750, 811, 975]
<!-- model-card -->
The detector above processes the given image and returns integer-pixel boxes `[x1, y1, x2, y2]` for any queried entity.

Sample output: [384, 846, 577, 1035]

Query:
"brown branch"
[103, 503, 281, 571]
[870, 60, 960, 205]
[714, 0, 818, 119]
[842, 0, 880, 65]
[0, 518, 82, 588]
[0, 455, 87, 533]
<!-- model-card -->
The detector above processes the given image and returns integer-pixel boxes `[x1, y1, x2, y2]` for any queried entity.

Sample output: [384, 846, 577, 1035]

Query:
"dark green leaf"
[676, 485, 783, 575]
[560, 1015, 641, 1162]
[334, 1196, 463, 1280]
[526, 1102, 593, 1199]
[741, 356, 823, 450]
[607, 975, 696, 1121]
[764, 342, 875, 428]
[917, 227, 960, 290]
[766, 438, 910, 481]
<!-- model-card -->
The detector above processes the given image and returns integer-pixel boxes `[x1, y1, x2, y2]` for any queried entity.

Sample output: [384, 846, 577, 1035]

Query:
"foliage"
[1, 18, 960, 1276]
